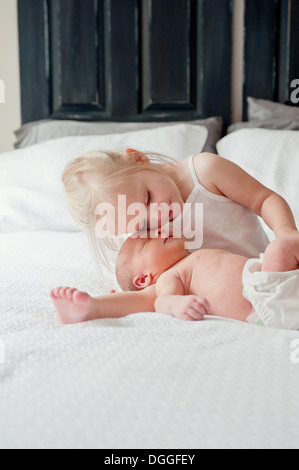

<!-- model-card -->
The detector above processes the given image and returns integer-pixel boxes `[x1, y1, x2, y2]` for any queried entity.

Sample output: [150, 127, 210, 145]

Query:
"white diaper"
[242, 255, 299, 330]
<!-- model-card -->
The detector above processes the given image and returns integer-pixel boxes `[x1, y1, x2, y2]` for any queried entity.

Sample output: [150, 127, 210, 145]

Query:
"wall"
[0, 0, 21, 153]
[0, 0, 244, 153]
[232, 0, 245, 123]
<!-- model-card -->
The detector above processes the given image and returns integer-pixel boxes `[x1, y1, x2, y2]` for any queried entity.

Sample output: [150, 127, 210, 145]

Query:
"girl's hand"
[276, 230, 299, 266]
[263, 231, 299, 272]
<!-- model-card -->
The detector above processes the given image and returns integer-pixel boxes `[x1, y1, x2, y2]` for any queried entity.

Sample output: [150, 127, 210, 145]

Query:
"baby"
[51, 232, 299, 330]
[115, 232, 299, 329]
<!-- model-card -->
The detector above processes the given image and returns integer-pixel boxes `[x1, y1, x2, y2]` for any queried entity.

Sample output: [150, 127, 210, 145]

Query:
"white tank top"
[172, 155, 270, 258]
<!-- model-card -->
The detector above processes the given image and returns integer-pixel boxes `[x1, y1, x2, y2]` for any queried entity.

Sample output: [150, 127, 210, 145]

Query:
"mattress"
[1, 230, 299, 449]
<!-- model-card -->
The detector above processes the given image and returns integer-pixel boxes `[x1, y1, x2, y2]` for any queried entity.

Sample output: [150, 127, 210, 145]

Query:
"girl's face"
[117, 169, 184, 234]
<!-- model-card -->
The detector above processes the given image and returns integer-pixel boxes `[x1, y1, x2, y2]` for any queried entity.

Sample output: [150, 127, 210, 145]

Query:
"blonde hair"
[115, 244, 138, 292]
[62, 148, 182, 289]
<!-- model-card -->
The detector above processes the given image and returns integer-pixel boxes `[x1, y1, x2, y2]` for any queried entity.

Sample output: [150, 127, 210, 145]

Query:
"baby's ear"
[133, 273, 153, 289]
[124, 148, 149, 163]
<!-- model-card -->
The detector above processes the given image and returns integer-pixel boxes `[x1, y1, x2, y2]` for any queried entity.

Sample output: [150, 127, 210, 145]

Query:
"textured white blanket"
[1, 231, 299, 449]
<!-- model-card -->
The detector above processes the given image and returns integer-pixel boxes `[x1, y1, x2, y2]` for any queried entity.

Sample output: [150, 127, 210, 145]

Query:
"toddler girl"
[51, 148, 299, 322]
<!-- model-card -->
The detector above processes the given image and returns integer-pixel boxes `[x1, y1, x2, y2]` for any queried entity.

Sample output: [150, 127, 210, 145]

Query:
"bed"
[1, 0, 299, 449]
[1, 230, 299, 449]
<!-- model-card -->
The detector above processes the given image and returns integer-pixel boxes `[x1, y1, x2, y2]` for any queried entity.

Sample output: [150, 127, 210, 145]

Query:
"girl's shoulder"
[191, 152, 224, 196]
[192, 151, 221, 170]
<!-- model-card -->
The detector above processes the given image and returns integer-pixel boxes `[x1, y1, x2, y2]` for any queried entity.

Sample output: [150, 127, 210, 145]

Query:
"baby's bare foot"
[50, 287, 94, 324]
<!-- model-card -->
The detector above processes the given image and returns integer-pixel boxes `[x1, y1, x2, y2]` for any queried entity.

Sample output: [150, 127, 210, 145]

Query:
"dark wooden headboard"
[243, 0, 299, 119]
[18, 0, 299, 127]
[18, 0, 233, 126]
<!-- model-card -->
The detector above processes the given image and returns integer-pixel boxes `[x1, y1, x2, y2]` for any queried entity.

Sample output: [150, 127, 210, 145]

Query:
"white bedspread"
[1, 231, 299, 449]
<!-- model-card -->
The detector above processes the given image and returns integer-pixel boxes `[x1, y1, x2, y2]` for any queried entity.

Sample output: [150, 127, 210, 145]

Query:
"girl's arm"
[195, 153, 298, 236]
[260, 194, 298, 236]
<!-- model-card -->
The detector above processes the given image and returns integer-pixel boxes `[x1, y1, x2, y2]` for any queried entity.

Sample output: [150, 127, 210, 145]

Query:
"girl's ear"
[133, 273, 153, 289]
[124, 148, 149, 163]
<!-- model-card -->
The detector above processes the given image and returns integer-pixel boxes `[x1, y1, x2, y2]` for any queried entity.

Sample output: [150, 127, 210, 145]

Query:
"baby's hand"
[170, 295, 210, 321]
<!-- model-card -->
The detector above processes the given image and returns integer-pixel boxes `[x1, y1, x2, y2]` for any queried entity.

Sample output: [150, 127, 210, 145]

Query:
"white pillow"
[248, 97, 299, 121]
[0, 123, 208, 232]
[217, 129, 299, 240]
[14, 117, 222, 153]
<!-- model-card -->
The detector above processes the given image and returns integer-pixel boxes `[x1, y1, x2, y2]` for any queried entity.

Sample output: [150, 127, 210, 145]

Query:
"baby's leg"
[50, 284, 157, 324]
[50, 287, 96, 324]
[262, 238, 299, 272]
[51, 287, 135, 324]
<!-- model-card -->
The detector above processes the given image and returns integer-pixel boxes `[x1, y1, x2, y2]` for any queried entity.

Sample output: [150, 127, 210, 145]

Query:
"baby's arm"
[155, 270, 210, 321]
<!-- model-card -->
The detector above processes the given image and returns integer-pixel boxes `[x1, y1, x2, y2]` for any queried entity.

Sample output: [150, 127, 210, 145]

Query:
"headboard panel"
[18, 0, 233, 126]
[243, 0, 299, 119]
[19, 0, 298, 128]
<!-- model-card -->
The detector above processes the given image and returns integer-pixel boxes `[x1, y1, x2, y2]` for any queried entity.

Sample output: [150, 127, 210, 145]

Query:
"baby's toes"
[52, 287, 62, 298]
[66, 288, 75, 299]
[50, 289, 57, 299]
[58, 287, 69, 298]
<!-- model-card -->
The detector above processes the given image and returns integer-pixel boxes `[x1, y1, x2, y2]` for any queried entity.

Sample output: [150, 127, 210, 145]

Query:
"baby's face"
[118, 231, 189, 288]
